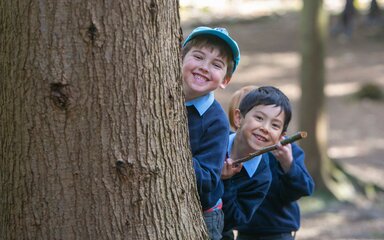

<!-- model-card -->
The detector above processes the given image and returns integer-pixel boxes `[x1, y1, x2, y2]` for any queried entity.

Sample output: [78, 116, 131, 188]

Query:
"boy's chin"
[251, 141, 274, 151]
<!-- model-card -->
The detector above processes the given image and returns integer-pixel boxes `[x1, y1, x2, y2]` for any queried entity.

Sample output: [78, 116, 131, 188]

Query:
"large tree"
[0, 1, 208, 239]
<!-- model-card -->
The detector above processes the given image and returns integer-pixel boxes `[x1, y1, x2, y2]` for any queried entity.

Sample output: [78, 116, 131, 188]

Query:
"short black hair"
[238, 86, 292, 132]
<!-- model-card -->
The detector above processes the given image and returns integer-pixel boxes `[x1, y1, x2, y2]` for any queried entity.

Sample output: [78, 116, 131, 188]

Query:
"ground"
[181, 5, 384, 240]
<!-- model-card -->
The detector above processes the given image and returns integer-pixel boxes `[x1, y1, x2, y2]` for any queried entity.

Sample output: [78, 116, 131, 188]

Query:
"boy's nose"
[260, 127, 268, 134]
[199, 61, 209, 73]
[260, 123, 269, 133]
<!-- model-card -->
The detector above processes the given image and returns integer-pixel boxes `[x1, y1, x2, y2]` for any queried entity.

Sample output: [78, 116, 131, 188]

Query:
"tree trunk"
[299, 0, 330, 192]
[0, 1, 207, 239]
[368, 0, 382, 20]
[300, 1, 375, 201]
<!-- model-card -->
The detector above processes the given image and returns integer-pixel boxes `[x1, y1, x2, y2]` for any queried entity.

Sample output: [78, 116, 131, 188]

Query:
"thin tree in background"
[299, 0, 330, 194]
[299, 0, 361, 200]
[330, 0, 356, 39]
[368, 0, 382, 23]
[0, 1, 208, 239]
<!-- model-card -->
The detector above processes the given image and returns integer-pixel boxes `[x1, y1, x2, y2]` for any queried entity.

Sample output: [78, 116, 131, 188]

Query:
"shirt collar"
[228, 133, 262, 178]
[185, 92, 214, 116]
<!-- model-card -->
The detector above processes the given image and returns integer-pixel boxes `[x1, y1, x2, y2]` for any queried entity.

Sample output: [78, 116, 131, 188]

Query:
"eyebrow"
[254, 110, 284, 125]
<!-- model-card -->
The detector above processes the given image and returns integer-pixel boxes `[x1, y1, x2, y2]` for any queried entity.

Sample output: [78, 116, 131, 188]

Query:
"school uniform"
[221, 133, 272, 232]
[236, 143, 315, 240]
[186, 92, 229, 240]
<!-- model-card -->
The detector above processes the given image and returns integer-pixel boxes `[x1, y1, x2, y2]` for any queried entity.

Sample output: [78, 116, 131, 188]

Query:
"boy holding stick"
[222, 86, 314, 240]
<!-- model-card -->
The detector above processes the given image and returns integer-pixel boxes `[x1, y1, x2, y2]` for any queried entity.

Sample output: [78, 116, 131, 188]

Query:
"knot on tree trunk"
[50, 83, 72, 110]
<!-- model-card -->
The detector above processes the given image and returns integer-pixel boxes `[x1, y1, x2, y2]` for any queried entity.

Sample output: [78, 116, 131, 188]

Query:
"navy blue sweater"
[236, 143, 315, 235]
[187, 100, 229, 211]
[221, 153, 272, 231]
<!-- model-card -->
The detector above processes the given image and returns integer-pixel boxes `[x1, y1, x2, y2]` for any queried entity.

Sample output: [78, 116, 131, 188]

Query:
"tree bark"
[0, 1, 207, 239]
[299, 0, 330, 192]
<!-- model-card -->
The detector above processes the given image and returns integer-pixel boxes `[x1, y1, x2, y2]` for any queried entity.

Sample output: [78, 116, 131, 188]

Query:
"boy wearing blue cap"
[182, 26, 240, 240]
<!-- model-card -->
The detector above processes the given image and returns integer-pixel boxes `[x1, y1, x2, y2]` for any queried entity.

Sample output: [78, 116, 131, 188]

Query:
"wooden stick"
[232, 131, 307, 165]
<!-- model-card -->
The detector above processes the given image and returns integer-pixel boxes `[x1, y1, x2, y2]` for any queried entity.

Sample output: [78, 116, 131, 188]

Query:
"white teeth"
[255, 135, 267, 141]
[194, 74, 207, 83]
[195, 75, 203, 80]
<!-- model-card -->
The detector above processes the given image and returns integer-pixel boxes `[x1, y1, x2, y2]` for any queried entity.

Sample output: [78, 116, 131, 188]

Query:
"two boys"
[181, 27, 314, 240]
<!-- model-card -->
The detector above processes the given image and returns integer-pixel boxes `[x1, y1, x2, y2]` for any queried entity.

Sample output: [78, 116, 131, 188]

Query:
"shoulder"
[291, 142, 304, 151]
[206, 100, 228, 118]
[203, 100, 229, 123]
[291, 143, 305, 160]
[259, 154, 272, 171]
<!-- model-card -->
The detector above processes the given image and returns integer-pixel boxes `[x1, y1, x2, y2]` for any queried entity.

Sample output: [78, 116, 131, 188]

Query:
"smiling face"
[182, 46, 230, 101]
[234, 104, 285, 154]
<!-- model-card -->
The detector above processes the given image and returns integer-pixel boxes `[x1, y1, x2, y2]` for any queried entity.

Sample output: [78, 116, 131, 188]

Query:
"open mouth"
[193, 73, 209, 84]
[254, 133, 267, 142]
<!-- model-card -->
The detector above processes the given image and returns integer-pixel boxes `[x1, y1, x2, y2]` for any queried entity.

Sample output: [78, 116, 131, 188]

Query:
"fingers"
[272, 142, 292, 160]
[227, 158, 242, 170]
[222, 158, 242, 179]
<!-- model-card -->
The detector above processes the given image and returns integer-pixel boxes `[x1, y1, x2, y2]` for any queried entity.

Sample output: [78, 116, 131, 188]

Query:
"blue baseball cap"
[183, 26, 240, 73]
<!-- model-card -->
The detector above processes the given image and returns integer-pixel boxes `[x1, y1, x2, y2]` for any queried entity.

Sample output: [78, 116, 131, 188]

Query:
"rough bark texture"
[0, 0, 208, 239]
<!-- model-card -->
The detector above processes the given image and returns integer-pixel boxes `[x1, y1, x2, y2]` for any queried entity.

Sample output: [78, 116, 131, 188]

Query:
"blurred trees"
[368, 0, 383, 22]
[331, 0, 383, 39]
[299, 0, 379, 200]
[0, 0, 207, 239]
[299, 0, 331, 194]
[337, 0, 356, 38]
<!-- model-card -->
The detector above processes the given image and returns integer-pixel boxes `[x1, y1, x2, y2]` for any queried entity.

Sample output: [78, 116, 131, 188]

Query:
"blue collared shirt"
[227, 133, 262, 178]
[185, 92, 215, 116]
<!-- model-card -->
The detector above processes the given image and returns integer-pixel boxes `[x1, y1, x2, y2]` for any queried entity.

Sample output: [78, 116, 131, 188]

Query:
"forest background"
[1, 0, 383, 239]
[180, 0, 384, 239]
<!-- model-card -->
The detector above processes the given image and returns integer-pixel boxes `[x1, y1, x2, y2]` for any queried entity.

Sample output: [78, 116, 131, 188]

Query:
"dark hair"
[238, 86, 292, 132]
[181, 35, 234, 78]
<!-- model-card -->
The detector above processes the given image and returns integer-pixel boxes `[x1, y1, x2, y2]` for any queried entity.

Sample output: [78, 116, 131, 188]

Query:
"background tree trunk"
[368, 0, 382, 20]
[299, 0, 331, 193]
[300, 0, 368, 201]
[0, 1, 207, 239]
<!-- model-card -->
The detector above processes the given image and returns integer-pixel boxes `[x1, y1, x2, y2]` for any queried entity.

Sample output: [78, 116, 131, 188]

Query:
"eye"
[272, 123, 282, 130]
[255, 115, 263, 121]
[193, 54, 203, 60]
[212, 62, 224, 69]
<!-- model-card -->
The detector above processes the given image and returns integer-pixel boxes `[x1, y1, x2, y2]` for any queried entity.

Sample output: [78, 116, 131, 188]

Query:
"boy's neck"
[185, 92, 211, 102]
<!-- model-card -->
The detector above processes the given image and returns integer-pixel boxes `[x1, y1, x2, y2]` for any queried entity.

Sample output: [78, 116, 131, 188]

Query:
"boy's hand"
[272, 137, 293, 173]
[221, 158, 242, 180]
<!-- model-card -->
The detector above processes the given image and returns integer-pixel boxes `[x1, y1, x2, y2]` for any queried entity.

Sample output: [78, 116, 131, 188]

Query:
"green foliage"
[299, 190, 336, 213]
[201, 7, 211, 13]
[354, 83, 383, 101]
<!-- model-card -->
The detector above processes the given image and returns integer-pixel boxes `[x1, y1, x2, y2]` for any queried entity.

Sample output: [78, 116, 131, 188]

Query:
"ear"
[219, 76, 231, 89]
[233, 109, 242, 130]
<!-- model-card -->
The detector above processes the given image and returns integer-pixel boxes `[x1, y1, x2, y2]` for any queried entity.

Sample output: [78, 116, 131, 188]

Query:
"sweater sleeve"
[222, 156, 272, 230]
[276, 143, 315, 203]
[192, 109, 229, 194]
